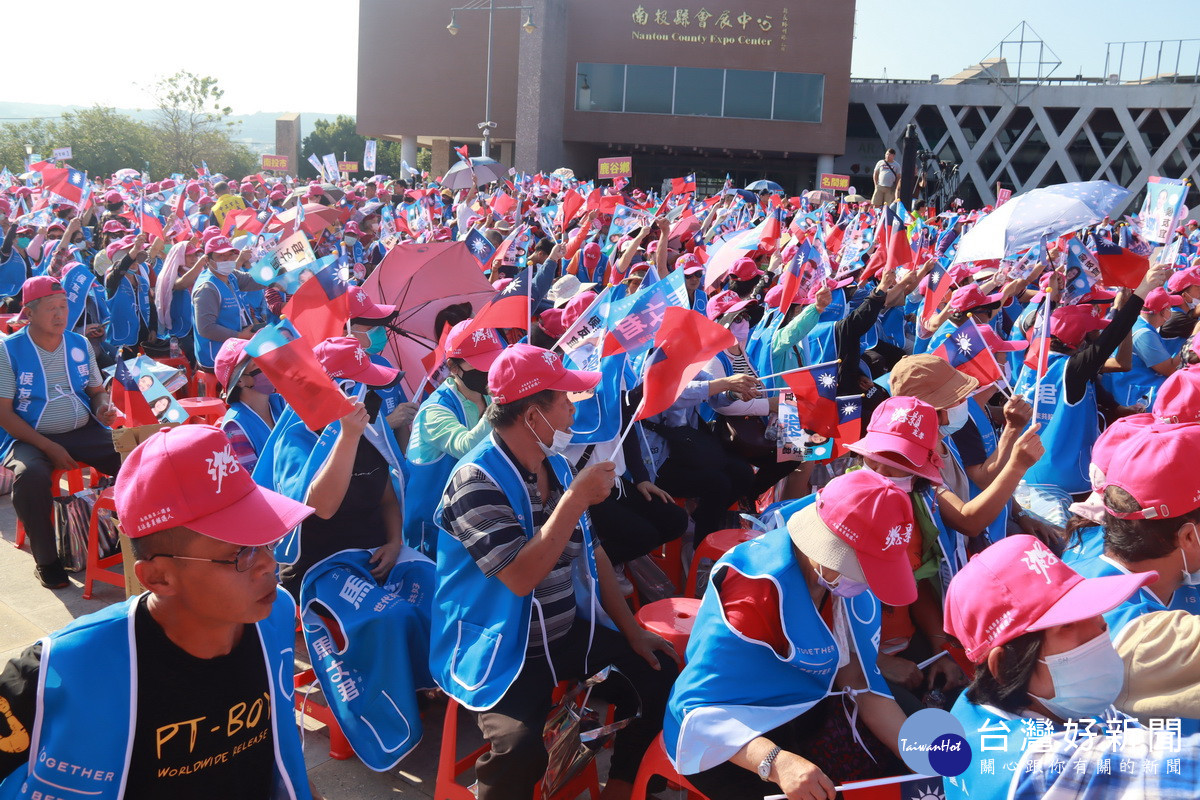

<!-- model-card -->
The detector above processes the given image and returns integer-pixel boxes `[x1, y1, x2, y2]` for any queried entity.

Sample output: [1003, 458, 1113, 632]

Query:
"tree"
[300, 116, 364, 180]
[151, 70, 238, 173]
[55, 107, 157, 178]
[0, 118, 59, 174]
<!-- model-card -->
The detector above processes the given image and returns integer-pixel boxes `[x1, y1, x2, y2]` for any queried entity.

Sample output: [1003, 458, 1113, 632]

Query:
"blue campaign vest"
[164, 285, 194, 338]
[61, 263, 104, 331]
[877, 305, 906, 349]
[691, 287, 707, 317]
[0, 249, 25, 300]
[0, 590, 311, 800]
[917, 485, 968, 593]
[1104, 317, 1167, 407]
[369, 354, 407, 417]
[0, 329, 92, 461]
[253, 397, 407, 566]
[220, 393, 287, 461]
[1013, 353, 1096, 494]
[105, 268, 151, 347]
[429, 433, 613, 711]
[664, 511, 891, 775]
[946, 696, 1033, 800]
[697, 350, 735, 424]
[801, 320, 838, 367]
[403, 382, 468, 557]
[193, 270, 247, 368]
[744, 308, 779, 383]
[299, 548, 436, 771]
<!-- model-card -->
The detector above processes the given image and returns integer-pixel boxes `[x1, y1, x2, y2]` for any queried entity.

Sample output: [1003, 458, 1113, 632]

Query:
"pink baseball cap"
[706, 289, 755, 321]
[948, 284, 1003, 313]
[488, 343, 600, 404]
[204, 236, 237, 256]
[1091, 413, 1156, 483]
[101, 220, 129, 234]
[847, 396, 945, 484]
[343, 221, 362, 236]
[944, 535, 1154, 663]
[582, 242, 603, 269]
[730, 257, 761, 281]
[21, 276, 65, 306]
[214, 338, 252, 390]
[975, 323, 1027, 353]
[103, 190, 123, 204]
[561, 290, 598, 329]
[1167, 266, 1200, 294]
[445, 320, 505, 371]
[115, 425, 313, 543]
[1142, 287, 1186, 315]
[1103, 423, 1200, 519]
[1050, 305, 1108, 348]
[539, 308, 568, 339]
[764, 284, 784, 309]
[786, 468, 918, 606]
[347, 286, 397, 323]
[314, 336, 399, 387]
[307, 184, 325, 196]
[105, 235, 137, 261]
[1154, 370, 1200, 423]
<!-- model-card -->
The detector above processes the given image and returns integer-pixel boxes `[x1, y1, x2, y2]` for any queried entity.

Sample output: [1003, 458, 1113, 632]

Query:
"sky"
[6, 0, 1197, 116]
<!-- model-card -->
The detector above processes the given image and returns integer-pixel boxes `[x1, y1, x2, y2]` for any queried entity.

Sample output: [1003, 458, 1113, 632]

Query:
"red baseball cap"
[786, 468, 918, 606]
[347, 286, 397, 323]
[114, 424, 314, 544]
[538, 308, 568, 340]
[1103, 423, 1200, 520]
[847, 396, 945, 483]
[313, 336, 399, 388]
[763, 285, 784, 309]
[1154, 369, 1200, 423]
[582, 242, 603, 269]
[101, 220, 129, 234]
[1091, 413, 1156, 484]
[975, 323, 1028, 353]
[214, 338, 252, 390]
[105, 235, 137, 261]
[706, 289, 755, 321]
[488, 343, 600, 404]
[1050, 305, 1108, 348]
[204, 236, 237, 256]
[948, 284, 1002, 313]
[445, 320, 505, 371]
[561, 290, 599, 330]
[1142, 287, 1186, 315]
[730, 257, 761, 281]
[944, 535, 1153, 663]
[21, 276, 65, 306]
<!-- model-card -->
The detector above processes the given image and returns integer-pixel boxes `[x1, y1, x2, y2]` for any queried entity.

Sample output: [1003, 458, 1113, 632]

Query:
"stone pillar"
[401, 135, 418, 173]
[431, 138, 451, 180]
[275, 113, 301, 176]
[816, 153, 835, 179]
[499, 141, 514, 168]
[514, 0, 567, 173]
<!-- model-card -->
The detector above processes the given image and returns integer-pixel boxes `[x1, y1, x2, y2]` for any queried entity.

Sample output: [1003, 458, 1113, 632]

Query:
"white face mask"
[528, 408, 573, 456]
[1029, 631, 1124, 719]
[939, 401, 969, 437]
[864, 463, 915, 493]
[212, 259, 237, 276]
[1181, 537, 1200, 586]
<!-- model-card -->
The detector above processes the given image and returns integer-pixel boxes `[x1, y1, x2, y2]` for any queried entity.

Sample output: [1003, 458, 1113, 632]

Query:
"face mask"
[212, 259, 236, 276]
[365, 326, 388, 355]
[863, 463, 916, 492]
[1181, 537, 1200, 586]
[730, 320, 750, 345]
[815, 564, 870, 598]
[527, 408, 573, 456]
[939, 401, 969, 437]
[17, 237, 30, 250]
[345, 235, 359, 246]
[1029, 631, 1124, 719]
[250, 373, 275, 395]
[458, 368, 489, 395]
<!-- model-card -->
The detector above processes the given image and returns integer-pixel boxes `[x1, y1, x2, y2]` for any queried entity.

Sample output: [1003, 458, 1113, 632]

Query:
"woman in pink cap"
[942, 535, 1200, 800]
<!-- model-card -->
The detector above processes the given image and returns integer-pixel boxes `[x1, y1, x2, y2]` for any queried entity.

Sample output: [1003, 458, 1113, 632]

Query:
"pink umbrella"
[268, 202, 342, 236]
[361, 242, 497, 397]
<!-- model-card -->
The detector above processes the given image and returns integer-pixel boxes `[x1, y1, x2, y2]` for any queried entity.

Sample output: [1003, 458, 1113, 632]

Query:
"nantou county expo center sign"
[630, 5, 790, 50]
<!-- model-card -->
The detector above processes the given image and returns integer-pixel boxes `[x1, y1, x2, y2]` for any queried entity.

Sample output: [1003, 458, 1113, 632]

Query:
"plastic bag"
[53, 486, 119, 572]
[541, 666, 640, 799]
[625, 554, 674, 605]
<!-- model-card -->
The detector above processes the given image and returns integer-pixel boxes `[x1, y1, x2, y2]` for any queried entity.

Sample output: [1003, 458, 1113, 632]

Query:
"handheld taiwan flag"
[136, 200, 165, 242]
[776, 245, 806, 313]
[282, 263, 352, 343]
[40, 167, 87, 206]
[111, 357, 158, 426]
[883, 204, 914, 271]
[932, 319, 1003, 386]
[634, 307, 735, 421]
[245, 320, 354, 431]
[832, 394, 865, 458]
[669, 174, 696, 196]
[454, 145, 472, 167]
[464, 227, 496, 267]
[1093, 239, 1150, 289]
[920, 260, 952, 324]
[781, 360, 840, 437]
[464, 264, 533, 334]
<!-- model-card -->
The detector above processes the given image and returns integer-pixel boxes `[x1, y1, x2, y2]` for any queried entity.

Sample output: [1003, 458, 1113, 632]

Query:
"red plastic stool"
[178, 396, 228, 425]
[189, 369, 220, 398]
[685, 528, 756, 598]
[294, 667, 355, 761]
[14, 465, 99, 549]
[82, 487, 124, 599]
[635, 597, 701, 664]
[435, 696, 601, 800]
[632, 733, 708, 800]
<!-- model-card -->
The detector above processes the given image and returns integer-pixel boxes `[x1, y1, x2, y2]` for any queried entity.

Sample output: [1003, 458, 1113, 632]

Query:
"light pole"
[446, 0, 537, 159]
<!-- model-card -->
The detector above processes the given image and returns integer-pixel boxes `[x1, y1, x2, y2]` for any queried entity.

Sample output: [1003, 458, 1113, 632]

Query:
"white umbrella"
[441, 157, 508, 190]
[952, 181, 1132, 264]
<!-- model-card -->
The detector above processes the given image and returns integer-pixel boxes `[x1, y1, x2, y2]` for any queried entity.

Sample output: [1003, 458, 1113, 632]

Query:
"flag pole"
[756, 359, 841, 384]
[1031, 289, 1053, 421]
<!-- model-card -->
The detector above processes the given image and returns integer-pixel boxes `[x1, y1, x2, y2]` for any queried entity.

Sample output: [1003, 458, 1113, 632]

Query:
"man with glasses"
[0, 276, 122, 588]
[0, 424, 321, 799]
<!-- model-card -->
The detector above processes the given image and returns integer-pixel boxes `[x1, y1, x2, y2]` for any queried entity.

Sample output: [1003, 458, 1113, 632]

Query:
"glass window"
[773, 72, 824, 122]
[722, 70, 774, 120]
[624, 65, 674, 114]
[673, 67, 723, 117]
[576, 63, 625, 112]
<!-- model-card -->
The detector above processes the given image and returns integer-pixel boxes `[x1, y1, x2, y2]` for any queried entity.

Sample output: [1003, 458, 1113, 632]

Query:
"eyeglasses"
[146, 542, 276, 572]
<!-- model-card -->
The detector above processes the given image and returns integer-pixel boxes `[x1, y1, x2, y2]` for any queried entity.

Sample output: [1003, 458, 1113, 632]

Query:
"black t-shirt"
[125, 596, 274, 798]
[0, 598, 275, 797]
